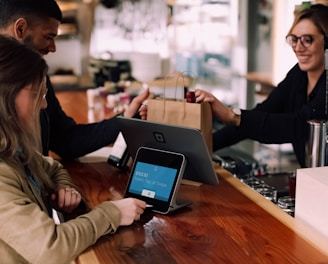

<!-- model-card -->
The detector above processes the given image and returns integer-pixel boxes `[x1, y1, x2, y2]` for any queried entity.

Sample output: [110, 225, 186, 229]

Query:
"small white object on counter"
[78, 147, 112, 163]
[295, 166, 328, 240]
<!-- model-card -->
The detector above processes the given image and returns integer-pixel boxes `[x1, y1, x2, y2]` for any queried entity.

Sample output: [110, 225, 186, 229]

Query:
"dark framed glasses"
[285, 34, 314, 48]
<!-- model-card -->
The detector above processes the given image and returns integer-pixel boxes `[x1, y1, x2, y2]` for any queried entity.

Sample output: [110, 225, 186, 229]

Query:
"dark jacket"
[213, 64, 326, 168]
[41, 76, 121, 159]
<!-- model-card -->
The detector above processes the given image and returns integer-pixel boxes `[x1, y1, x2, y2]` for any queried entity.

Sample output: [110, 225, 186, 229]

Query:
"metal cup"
[306, 120, 327, 167]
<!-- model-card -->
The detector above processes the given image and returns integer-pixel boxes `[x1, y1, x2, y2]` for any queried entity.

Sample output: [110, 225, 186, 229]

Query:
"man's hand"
[123, 88, 149, 119]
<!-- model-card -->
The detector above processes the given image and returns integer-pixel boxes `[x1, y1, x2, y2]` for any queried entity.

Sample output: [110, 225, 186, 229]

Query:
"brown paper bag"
[147, 98, 213, 153]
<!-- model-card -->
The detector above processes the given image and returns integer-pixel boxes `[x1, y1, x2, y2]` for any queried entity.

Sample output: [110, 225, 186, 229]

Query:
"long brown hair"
[0, 34, 54, 190]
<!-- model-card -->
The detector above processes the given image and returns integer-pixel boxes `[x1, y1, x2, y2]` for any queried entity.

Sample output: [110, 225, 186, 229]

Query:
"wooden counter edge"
[74, 248, 100, 264]
[216, 165, 328, 257]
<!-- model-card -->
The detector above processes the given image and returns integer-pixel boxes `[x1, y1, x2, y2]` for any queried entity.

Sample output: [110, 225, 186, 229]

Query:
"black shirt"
[40, 76, 121, 159]
[213, 64, 326, 167]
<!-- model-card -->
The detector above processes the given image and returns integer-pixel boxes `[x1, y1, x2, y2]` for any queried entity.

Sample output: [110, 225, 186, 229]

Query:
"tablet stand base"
[171, 198, 192, 211]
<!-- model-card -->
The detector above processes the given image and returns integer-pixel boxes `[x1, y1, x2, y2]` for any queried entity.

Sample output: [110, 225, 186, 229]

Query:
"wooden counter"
[55, 90, 328, 263]
[63, 160, 328, 264]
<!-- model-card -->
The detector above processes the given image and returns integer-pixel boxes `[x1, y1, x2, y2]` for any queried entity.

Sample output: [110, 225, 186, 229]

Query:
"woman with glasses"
[0, 35, 146, 263]
[195, 4, 328, 168]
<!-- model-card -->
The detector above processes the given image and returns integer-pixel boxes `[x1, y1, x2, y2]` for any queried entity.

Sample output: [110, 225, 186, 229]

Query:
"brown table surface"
[55, 91, 328, 264]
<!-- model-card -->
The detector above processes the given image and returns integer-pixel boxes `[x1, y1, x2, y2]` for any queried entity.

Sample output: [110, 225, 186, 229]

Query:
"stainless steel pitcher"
[306, 120, 327, 167]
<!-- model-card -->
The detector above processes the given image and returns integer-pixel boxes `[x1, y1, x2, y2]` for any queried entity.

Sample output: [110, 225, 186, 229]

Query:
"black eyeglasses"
[285, 34, 314, 48]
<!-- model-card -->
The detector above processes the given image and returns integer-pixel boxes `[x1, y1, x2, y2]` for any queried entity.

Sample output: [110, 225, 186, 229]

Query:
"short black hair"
[0, 0, 62, 29]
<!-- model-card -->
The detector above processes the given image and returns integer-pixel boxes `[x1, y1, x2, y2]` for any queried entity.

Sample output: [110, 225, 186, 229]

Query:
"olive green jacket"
[0, 154, 121, 264]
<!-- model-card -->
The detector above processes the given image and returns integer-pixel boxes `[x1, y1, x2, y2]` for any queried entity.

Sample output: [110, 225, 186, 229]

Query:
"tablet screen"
[124, 147, 186, 213]
[129, 161, 177, 202]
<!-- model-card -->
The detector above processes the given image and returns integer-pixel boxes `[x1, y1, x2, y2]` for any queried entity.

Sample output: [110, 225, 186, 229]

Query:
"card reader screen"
[128, 161, 177, 202]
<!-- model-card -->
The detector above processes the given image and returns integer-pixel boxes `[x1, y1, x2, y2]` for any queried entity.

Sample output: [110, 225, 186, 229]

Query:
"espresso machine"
[306, 41, 328, 167]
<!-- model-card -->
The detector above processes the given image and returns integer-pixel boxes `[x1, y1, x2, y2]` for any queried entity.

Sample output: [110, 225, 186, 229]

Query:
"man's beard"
[23, 35, 46, 55]
[22, 35, 34, 48]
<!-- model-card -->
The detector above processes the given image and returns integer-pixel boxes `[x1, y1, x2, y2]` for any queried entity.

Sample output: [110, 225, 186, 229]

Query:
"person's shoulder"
[46, 75, 55, 93]
[45, 74, 60, 109]
[277, 63, 305, 89]
[286, 63, 305, 76]
[0, 160, 22, 183]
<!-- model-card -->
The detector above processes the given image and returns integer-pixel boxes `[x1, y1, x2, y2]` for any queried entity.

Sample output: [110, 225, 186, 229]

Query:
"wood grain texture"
[62, 161, 328, 264]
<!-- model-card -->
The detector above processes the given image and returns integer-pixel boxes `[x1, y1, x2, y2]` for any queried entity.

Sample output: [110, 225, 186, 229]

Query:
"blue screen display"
[129, 161, 178, 201]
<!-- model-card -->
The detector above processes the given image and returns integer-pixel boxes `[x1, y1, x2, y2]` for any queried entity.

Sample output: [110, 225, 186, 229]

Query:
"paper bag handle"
[163, 71, 197, 100]
[151, 71, 197, 119]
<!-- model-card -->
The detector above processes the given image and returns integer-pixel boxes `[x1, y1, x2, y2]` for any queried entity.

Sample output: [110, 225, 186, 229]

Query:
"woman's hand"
[111, 198, 147, 226]
[195, 89, 235, 124]
[50, 186, 82, 213]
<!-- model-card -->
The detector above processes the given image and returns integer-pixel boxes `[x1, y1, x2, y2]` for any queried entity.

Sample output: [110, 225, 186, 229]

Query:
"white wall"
[45, 39, 82, 75]
[271, 0, 303, 85]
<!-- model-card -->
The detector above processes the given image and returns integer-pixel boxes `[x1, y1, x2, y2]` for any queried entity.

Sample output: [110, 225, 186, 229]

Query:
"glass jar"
[242, 177, 263, 187]
[277, 196, 295, 217]
[259, 187, 277, 203]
